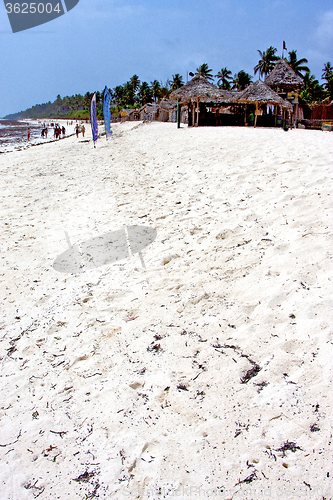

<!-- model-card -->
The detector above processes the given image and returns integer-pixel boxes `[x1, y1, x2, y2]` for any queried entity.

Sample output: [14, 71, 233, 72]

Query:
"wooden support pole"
[196, 99, 199, 127]
[177, 99, 180, 128]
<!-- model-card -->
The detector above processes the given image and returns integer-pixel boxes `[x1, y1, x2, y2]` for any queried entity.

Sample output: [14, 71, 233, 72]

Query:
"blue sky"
[0, 0, 332, 117]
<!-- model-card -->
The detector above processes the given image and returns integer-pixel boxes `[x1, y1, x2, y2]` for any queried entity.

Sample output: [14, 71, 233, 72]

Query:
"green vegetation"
[286, 50, 310, 78]
[252, 47, 332, 103]
[254, 46, 279, 79]
[215, 67, 233, 90]
[5, 49, 332, 119]
[195, 63, 214, 81]
[232, 70, 253, 90]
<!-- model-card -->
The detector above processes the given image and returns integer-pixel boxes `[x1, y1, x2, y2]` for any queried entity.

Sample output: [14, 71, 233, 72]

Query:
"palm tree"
[300, 72, 325, 103]
[232, 70, 252, 90]
[138, 82, 152, 105]
[215, 67, 232, 89]
[159, 82, 171, 99]
[322, 62, 333, 101]
[170, 74, 184, 90]
[150, 80, 161, 102]
[122, 82, 135, 106]
[322, 62, 333, 86]
[195, 63, 214, 81]
[113, 85, 125, 105]
[130, 74, 140, 93]
[286, 50, 310, 78]
[254, 46, 278, 79]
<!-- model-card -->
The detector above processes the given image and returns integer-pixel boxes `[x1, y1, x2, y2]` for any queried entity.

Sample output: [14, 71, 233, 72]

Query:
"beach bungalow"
[235, 79, 293, 127]
[264, 58, 304, 123]
[170, 74, 295, 128]
[170, 75, 235, 126]
[157, 99, 180, 122]
[137, 99, 179, 122]
[265, 57, 303, 94]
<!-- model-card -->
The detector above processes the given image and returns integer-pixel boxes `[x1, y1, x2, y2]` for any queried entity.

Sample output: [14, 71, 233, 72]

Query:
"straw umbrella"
[236, 79, 293, 127]
[170, 75, 231, 126]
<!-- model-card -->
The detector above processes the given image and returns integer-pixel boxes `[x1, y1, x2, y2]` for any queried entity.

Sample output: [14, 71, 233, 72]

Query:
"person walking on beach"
[81, 124, 85, 138]
[45, 127, 48, 139]
[75, 124, 79, 138]
[27, 128, 31, 141]
[62, 126, 66, 137]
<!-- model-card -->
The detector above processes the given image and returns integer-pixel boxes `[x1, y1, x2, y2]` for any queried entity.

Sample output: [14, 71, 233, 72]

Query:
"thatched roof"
[138, 103, 159, 113]
[170, 75, 230, 103]
[265, 58, 303, 88]
[201, 90, 239, 104]
[236, 80, 293, 109]
[159, 98, 177, 110]
[138, 99, 177, 114]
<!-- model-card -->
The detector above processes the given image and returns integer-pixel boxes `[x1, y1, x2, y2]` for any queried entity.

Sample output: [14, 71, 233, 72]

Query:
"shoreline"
[1, 119, 330, 156]
[2, 114, 331, 155]
[0, 118, 101, 154]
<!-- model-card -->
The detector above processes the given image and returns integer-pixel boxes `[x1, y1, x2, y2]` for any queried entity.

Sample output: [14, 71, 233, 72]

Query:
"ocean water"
[0, 120, 78, 153]
[0, 119, 43, 152]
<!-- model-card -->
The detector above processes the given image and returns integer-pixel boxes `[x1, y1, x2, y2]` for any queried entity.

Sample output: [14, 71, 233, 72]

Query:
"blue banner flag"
[90, 93, 98, 146]
[103, 87, 112, 138]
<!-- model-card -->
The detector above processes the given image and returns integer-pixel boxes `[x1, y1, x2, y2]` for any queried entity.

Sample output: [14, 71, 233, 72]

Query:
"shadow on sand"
[53, 225, 157, 273]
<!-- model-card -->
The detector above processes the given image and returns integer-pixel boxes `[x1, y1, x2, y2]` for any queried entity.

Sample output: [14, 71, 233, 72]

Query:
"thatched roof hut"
[265, 58, 303, 90]
[158, 98, 178, 111]
[169, 75, 228, 103]
[137, 99, 178, 122]
[236, 80, 293, 109]
[235, 79, 292, 127]
[170, 75, 235, 125]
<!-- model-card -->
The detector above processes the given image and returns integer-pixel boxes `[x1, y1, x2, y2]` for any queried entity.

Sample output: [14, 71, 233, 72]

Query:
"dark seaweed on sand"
[254, 381, 269, 392]
[147, 343, 161, 353]
[275, 441, 302, 457]
[310, 424, 320, 432]
[73, 470, 97, 483]
[237, 471, 258, 485]
[177, 384, 188, 391]
[241, 363, 261, 384]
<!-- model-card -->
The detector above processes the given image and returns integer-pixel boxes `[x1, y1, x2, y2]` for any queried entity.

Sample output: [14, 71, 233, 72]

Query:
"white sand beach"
[1, 122, 332, 499]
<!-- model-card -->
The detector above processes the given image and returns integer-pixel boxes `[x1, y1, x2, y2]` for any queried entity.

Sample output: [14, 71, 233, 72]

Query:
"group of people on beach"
[75, 124, 85, 138]
[27, 121, 85, 142]
[53, 124, 66, 139]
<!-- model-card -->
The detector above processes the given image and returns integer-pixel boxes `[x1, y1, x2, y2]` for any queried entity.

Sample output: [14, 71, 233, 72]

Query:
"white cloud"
[314, 10, 333, 50]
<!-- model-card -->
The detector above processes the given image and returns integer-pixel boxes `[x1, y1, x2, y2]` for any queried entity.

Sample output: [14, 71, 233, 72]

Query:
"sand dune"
[1, 122, 332, 499]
